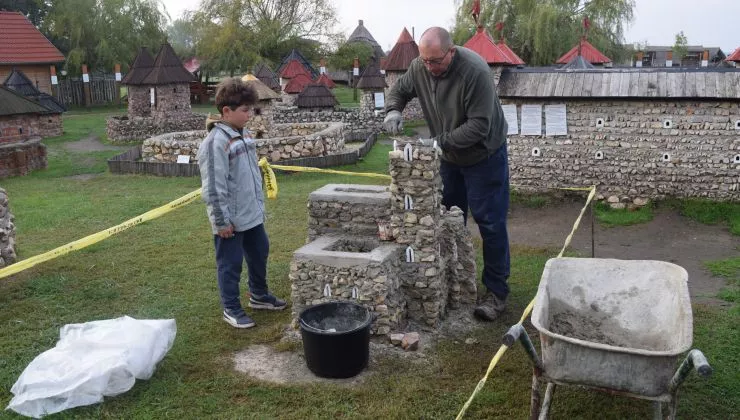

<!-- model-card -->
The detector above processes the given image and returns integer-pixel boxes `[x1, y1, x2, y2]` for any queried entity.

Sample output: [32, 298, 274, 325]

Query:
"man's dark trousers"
[440, 144, 510, 300]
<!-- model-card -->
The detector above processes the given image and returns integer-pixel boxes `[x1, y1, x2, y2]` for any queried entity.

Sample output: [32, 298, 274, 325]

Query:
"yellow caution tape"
[455, 185, 597, 419]
[0, 189, 203, 280]
[258, 157, 391, 199]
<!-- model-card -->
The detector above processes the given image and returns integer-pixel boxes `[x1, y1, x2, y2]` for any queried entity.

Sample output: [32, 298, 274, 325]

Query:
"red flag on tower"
[472, 0, 481, 25]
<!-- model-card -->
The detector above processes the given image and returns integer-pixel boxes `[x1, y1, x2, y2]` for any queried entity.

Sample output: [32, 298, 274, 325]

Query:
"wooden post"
[665, 51, 673, 67]
[702, 50, 709, 67]
[635, 51, 644, 68]
[49, 66, 59, 99]
[82, 64, 92, 107]
[320, 58, 326, 75]
[353, 57, 359, 102]
[114, 64, 122, 105]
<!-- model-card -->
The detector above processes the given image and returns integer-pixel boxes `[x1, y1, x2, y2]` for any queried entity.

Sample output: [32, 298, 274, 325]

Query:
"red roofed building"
[496, 41, 525, 66]
[384, 27, 423, 120]
[0, 11, 65, 95]
[464, 27, 511, 65]
[556, 37, 611, 65]
[314, 73, 336, 89]
[725, 47, 740, 67]
[282, 73, 312, 105]
[280, 59, 311, 90]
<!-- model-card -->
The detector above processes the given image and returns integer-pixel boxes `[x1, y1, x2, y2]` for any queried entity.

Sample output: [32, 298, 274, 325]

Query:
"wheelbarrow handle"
[668, 349, 712, 394]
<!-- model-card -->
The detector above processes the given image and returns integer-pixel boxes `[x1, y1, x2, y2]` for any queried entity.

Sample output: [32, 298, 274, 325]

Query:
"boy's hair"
[215, 77, 258, 114]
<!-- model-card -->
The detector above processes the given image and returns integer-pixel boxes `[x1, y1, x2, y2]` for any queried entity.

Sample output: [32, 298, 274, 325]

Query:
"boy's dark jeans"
[214, 223, 269, 314]
[440, 144, 511, 300]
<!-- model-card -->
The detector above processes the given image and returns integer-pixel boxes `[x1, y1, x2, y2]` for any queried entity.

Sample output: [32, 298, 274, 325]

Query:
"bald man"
[384, 27, 510, 322]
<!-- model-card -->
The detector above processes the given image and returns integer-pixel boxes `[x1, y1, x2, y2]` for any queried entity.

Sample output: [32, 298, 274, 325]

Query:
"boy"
[197, 78, 287, 329]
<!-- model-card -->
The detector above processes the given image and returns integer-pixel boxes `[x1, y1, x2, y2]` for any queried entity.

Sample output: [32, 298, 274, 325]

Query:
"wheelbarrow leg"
[530, 372, 541, 420]
[503, 324, 545, 420]
[538, 383, 556, 420]
[652, 401, 663, 420]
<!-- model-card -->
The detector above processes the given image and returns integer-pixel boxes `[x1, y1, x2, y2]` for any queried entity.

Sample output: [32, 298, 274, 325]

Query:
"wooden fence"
[107, 132, 379, 177]
[55, 76, 118, 106]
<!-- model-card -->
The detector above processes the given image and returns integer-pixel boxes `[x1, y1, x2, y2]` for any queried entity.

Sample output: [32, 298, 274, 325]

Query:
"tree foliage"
[41, 0, 167, 74]
[327, 39, 375, 70]
[451, 0, 635, 66]
[190, 0, 339, 75]
[0, 0, 49, 26]
[673, 31, 688, 62]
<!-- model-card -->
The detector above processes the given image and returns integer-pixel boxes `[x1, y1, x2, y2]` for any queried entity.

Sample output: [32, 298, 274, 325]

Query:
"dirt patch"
[473, 199, 739, 306]
[549, 310, 622, 347]
[62, 135, 128, 153]
[233, 307, 481, 385]
[64, 174, 100, 181]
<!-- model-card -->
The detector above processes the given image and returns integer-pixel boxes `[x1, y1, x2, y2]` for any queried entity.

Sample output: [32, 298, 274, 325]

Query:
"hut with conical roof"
[347, 20, 386, 60]
[314, 73, 336, 89]
[277, 49, 318, 78]
[241, 74, 280, 137]
[282, 73, 312, 105]
[140, 43, 196, 123]
[556, 37, 612, 66]
[108, 43, 203, 141]
[355, 58, 387, 114]
[295, 83, 338, 112]
[254, 62, 280, 92]
[121, 47, 155, 118]
[279, 59, 312, 90]
[383, 27, 423, 120]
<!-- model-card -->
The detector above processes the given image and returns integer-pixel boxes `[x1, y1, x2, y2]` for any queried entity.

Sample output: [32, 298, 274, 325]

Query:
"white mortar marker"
[323, 284, 332, 297]
[405, 246, 415, 263]
[531, 147, 541, 157]
[403, 143, 413, 162]
[404, 195, 414, 210]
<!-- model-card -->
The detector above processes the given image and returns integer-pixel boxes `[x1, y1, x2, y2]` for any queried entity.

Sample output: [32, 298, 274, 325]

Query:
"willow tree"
[41, 0, 167, 74]
[451, 0, 635, 66]
[192, 0, 339, 74]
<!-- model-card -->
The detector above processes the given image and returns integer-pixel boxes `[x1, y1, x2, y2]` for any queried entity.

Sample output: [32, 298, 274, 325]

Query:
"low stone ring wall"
[141, 122, 346, 163]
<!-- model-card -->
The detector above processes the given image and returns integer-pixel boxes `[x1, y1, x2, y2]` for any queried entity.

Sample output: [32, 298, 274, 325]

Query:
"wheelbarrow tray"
[531, 258, 693, 398]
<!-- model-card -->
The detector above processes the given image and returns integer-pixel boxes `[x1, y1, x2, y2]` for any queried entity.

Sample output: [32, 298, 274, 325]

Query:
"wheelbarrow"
[505, 258, 712, 420]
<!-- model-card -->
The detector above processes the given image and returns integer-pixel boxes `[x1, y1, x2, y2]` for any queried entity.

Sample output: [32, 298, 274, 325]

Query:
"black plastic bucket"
[299, 301, 372, 378]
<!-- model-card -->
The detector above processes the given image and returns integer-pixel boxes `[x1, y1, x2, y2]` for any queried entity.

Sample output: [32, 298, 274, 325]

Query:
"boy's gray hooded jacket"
[197, 121, 265, 234]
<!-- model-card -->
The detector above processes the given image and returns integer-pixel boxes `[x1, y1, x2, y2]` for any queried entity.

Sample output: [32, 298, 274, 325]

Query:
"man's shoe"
[223, 310, 256, 328]
[249, 293, 287, 310]
[473, 292, 507, 321]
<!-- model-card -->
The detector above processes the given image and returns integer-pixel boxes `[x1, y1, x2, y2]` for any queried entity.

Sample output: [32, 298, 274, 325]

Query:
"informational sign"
[176, 155, 191, 164]
[115, 72, 122, 82]
[353, 68, 359, 76]
[520, 104, 542, 136]
[50, 75, 58, 85]
[501, 104, 518, 135]
[374, 92, 385, 109]
[545, 104, 568, 136]
[82, 73, 90, 83]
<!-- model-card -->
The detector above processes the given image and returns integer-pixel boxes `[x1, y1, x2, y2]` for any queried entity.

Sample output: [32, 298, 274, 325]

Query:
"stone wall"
[0, 138, 47, 178]
[127, 85, 152, 118]
[1, 114, 61, 143]
[0, 188, 16, 267]
[503, 99, 740, 201]
[141, 122, 346, 163]
[385, 72, 425, 121]
[290, 236, 404, 335]
[273, 106, 383, 133]
[106, 113, 206, 142]
[152, 84, 192, 123]
[307, 184, 393, 242]
[290, 143, 478, 335]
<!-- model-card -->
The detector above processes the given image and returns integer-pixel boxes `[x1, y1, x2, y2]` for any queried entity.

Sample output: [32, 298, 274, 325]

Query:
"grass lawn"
[0, 112, 737, 418]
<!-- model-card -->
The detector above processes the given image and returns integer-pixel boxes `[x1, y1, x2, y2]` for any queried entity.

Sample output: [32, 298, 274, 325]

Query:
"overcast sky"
[161, 0, 740, 55]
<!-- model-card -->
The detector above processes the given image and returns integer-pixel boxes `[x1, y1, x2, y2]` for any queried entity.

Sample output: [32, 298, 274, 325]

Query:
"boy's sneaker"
[249, 293, 287, 310]
[223, 310, 256, 329]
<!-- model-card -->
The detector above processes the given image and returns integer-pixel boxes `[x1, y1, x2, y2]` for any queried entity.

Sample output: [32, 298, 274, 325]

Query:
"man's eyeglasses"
[421, 49, 451, 66]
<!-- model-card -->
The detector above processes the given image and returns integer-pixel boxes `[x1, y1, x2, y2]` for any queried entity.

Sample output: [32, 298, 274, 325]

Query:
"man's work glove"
[383, 110, 404, 134]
